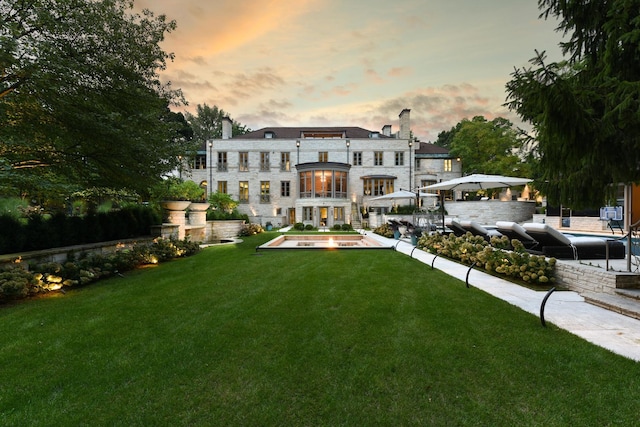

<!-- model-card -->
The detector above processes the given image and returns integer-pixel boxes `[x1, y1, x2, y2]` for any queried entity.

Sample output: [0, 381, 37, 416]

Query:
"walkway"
[365, 231, 640, 362]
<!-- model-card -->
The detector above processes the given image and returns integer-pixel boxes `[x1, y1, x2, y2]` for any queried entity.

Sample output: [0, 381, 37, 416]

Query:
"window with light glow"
[239, 181, 249, 202]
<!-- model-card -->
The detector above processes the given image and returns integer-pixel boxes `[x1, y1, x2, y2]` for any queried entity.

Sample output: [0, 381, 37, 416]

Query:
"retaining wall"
[554, 261, 640, 294]
[0, 238, 154, 267]
[445, 200, 536, 224]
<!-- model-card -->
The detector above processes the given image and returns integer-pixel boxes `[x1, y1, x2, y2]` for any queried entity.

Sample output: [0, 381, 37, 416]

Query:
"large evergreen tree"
[1, 0, 186, 198]
[505, 0, 640, 208]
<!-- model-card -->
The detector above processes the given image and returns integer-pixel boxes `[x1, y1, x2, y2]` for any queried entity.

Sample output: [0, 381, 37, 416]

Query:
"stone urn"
[160, 200, 191, 211]
[187, 202, 210, 212]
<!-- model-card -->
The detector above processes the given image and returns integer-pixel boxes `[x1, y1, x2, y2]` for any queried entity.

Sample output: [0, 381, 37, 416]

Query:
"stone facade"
[184, 110, 463, 228]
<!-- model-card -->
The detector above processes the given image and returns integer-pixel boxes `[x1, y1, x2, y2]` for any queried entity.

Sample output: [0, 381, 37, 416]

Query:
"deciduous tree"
[1, 0, 186, 198]
[185, 104, 250, 143]
[447, 116, 529, 178]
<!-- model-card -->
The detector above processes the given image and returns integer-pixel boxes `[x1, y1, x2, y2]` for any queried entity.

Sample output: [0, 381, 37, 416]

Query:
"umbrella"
[418, 174, 532, 231]
[419, 174, 531, 191]
[369, 189, 419, 201]
[369, 190, 439, 208]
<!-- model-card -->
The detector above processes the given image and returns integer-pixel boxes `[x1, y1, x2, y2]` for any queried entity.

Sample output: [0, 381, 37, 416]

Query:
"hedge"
[0, 205, 161, 255]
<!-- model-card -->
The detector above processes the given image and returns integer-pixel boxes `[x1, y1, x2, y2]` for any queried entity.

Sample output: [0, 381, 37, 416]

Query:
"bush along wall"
[0, 238, 200, 302]
[0, 205, 161, 255]
[417, 233, 556, 286]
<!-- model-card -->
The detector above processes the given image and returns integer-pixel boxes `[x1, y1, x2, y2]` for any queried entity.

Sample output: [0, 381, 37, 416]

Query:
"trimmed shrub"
[294, 222, 305, 231]
[0, 206, 161, 255]
[373, 223, 394, 238]
[240, 223, 263, 236]
[341, 223, 353, 231]
[304, 224, 314, 231]
[332, 224, 342, 231]
[0, 238, 200, 302]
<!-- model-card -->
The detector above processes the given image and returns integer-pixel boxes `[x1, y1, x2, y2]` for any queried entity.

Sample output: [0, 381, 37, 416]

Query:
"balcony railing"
[217, 163, 228, 172]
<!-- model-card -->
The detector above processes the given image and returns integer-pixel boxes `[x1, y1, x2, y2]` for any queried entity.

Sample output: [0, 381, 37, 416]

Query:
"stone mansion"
[184, 109, 462, 228]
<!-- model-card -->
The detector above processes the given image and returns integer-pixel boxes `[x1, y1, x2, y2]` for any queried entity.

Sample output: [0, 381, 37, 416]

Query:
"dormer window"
[264, 131, 275, 138]
[301, 131, 346, 139]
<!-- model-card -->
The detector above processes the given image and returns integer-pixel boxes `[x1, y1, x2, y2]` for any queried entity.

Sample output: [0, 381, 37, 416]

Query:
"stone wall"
[0, 238, 154, 267]
[445, 200, 536, 224]
[554, 261, 640, 294]
[544, 215, 612, 233]
[207, 220, 245, 240]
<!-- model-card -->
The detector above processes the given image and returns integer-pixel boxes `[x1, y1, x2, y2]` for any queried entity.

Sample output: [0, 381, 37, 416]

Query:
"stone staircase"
[583, 289, 640, 321]
[351, 202, 363, 229]
[555, 259, 640, 321]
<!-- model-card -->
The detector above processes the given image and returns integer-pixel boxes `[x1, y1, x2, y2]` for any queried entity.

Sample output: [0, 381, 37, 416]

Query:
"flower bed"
[417, 233, 555, 285]
[0, 238, 200, 302]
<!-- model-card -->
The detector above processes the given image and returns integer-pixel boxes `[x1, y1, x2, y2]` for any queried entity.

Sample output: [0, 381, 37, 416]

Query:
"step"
[582, 292, 640, 321]
[616, 288, 640, 301]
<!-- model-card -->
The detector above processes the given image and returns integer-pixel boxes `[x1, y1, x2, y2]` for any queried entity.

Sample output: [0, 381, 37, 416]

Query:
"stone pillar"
[166, 210, 187, 239]
[160, 201, 191, 240]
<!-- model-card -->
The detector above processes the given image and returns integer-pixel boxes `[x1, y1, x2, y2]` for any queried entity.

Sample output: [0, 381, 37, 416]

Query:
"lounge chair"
[522, 223, 625, 259]
[458, 220, 503, 241]
[495, 221, 539, 250]
[444, 218, 467, 236]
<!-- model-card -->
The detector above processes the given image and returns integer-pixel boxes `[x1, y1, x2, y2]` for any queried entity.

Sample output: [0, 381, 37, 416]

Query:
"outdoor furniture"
[444, 218, 467, 237]
[399, 220, 415, 236]
[608, 219, 624, 234]
[522, 223, 625, 260]
[458, 220, 503, 241]
[495, 221, 539, 250]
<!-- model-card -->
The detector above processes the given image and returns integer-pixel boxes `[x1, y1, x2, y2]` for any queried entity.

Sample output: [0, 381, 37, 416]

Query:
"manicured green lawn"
[1, 232, 639, 426]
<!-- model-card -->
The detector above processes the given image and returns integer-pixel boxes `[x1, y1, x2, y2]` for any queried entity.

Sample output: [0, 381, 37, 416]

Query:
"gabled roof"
[236, 127, 393, 139]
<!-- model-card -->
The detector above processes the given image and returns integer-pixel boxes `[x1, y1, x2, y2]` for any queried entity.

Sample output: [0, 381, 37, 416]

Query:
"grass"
[1, 232, 639, 426]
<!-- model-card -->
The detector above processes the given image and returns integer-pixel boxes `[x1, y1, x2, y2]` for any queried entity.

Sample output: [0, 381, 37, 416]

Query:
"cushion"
[496, 221, 532, 241]
[523, 223, 572, 246]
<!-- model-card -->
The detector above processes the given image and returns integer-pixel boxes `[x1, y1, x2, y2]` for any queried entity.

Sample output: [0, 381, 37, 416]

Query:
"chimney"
[398, 109, 411, 140]
[381, 124, 392, 137]
[222, 116, 232, 139]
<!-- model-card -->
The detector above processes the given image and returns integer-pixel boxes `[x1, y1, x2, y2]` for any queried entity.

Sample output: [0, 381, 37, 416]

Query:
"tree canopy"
[1, 0, 188, 199]
[505, 0, 640, 208]
[185, 104, 250, 144]
[441, 116, 530, 178]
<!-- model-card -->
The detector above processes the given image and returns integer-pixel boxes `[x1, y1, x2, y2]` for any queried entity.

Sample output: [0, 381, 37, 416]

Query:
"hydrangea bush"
[417, 232, 555, 285]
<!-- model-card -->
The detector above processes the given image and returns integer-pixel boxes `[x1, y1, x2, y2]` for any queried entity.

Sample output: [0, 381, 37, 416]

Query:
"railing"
[627, 219, 640, 272]
[217, 163, 228, 172]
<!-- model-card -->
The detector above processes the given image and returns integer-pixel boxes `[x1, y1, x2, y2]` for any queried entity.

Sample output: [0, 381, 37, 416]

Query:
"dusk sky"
[135, 0, 566, 141]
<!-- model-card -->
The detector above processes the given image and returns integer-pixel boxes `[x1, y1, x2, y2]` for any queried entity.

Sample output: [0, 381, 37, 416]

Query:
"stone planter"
[160, 200, 191, 211]
[188, 202, 210, 211]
